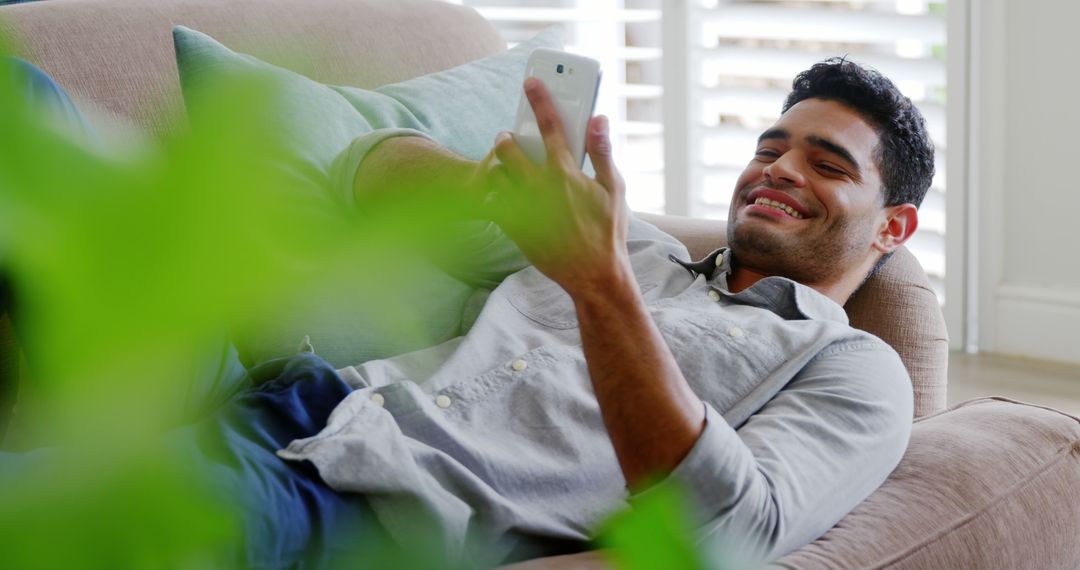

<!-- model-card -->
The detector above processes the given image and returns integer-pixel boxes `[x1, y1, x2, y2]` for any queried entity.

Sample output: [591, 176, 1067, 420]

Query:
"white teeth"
[753, 197, 803, 219]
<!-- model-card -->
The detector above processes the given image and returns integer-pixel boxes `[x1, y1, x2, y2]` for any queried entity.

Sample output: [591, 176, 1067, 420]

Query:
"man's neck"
[727, 264, 859, 308]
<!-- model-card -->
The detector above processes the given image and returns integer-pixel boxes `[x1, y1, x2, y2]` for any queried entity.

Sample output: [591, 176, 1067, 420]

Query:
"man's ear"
[873, 203, 918, 253]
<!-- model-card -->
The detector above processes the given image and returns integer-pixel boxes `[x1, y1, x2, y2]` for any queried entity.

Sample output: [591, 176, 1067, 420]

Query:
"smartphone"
[512, 48, 602, 168]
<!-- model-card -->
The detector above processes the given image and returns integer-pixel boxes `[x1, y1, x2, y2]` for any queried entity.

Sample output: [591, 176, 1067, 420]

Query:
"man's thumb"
[586, 115, 619, 191]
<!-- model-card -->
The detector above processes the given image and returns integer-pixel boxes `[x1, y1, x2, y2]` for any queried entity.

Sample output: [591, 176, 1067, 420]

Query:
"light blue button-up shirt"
[277, 216, 913, 566]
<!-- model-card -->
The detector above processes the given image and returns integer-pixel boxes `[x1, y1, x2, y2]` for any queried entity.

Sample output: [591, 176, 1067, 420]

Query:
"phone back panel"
[513, 48, 601, 168]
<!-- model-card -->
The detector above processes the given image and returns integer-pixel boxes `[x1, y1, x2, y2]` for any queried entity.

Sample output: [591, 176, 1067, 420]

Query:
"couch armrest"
[773, 398, 1080, 569]
[635, 211, 948, 418]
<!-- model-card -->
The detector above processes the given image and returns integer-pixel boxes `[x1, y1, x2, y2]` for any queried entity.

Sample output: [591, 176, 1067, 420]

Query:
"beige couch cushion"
[0, 0, 505, 139]
[845, 248, 948, 417]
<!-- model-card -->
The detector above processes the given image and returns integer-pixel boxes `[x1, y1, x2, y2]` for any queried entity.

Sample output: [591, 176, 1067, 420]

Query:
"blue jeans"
[0, 58, 382, 569]
[169, 353, 383, 569]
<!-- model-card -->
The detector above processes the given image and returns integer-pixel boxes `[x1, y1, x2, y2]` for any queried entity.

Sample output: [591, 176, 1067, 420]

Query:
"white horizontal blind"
[444, 0, 667, 214]
[687, 0, 948, 300]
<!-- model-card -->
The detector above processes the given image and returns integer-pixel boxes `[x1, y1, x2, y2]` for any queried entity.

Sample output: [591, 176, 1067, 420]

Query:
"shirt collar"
[670, 247, 849, 324]
[667, 247, 729, 279]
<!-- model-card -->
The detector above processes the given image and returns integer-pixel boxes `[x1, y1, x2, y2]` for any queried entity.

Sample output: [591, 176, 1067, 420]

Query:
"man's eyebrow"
[806, 135, 862, 176]
[757, 128, 788, 144]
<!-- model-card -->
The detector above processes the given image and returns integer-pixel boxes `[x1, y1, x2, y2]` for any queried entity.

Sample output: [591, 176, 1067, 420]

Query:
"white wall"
[973, 0, 1080, 365]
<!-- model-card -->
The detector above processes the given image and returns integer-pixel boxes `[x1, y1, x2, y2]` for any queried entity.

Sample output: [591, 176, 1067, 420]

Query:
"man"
[267, 56, 932, 565]
[1, 56, 933, 568]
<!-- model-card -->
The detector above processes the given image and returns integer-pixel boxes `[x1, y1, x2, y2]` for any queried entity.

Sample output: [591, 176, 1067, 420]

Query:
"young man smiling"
[726, 93, 922, 302]
[0, 55, 935, 568]
[271, 56, 935, 564]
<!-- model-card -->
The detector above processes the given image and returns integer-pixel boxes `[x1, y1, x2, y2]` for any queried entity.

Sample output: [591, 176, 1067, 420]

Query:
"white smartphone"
[512, 48, 602, 168]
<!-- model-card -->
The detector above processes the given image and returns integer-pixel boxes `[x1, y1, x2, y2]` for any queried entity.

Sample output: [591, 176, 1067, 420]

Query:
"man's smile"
[743, 187, 810, 220]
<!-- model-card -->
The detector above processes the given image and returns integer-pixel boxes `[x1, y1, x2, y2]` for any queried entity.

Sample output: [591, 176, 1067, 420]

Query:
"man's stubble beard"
[726, 212, 865, 286]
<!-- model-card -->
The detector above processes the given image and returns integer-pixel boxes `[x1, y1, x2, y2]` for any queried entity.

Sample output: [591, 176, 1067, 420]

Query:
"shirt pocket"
[501, 267, 579, 329]
[652, 302, 786, 422]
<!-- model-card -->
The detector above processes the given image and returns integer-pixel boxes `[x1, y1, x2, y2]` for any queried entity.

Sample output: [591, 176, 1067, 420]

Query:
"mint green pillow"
[172, 26, 561, 368]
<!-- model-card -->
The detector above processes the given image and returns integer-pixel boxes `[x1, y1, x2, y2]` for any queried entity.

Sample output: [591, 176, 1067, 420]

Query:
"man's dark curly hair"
[783, 57, 935, 208]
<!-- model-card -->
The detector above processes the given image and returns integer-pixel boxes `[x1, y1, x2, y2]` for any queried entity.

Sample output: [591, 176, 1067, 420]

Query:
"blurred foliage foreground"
[0, 41, 719, 569]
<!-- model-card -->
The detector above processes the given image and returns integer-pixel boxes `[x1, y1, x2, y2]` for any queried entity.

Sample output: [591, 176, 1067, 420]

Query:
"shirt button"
[728, 326, 744, 338]
[435, 394, 452, 409]
[511, 359, 528, 372]
[370, 393, 385, 407]
[707, 289, 721, 302]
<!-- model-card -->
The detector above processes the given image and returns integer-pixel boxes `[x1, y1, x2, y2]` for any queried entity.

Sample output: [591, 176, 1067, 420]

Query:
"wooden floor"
[947, 351, 1080, 416]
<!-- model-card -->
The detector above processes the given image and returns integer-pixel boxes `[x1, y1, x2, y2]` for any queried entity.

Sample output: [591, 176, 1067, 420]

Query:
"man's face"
[726, 98, 886, 285]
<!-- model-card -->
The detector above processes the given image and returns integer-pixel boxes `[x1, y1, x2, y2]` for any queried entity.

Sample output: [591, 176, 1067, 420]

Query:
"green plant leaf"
[596, 483, 717, 570]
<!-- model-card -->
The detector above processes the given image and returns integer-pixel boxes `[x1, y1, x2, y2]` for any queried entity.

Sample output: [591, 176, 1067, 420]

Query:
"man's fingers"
[492, 131, 533, 180]
[524, 77, 574, 169]
[586, 115, 624, 198]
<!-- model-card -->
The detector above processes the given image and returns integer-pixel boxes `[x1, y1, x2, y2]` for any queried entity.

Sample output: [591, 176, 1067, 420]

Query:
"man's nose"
[762, 152, 806, 187]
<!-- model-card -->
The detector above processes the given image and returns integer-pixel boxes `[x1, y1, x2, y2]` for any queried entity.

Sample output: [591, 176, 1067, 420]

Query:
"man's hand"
[482, 77, 630, 299]
[482, 79, 706, 489]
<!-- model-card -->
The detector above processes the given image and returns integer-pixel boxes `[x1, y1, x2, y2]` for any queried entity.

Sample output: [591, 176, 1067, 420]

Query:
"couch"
[1, 0, 1078, 568]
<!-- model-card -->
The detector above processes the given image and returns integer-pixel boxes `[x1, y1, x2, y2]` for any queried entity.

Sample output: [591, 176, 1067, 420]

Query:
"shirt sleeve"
[635, 340, 914, 563]
[330, 128, 528, 289]
[330, 127, 433, 209]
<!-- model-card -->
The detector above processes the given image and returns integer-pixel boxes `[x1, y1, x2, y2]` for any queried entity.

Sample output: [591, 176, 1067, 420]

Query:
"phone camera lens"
[556, 64, 564, 74]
